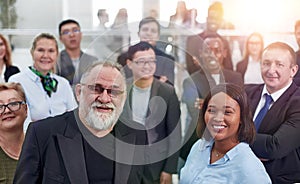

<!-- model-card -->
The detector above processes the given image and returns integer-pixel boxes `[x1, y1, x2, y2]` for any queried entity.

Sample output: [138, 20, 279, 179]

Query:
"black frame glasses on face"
[61, 28, 81, 36]
[81, 84, 124, 97]
[133, 59, 157, 66]
[0, 101, 26, 114]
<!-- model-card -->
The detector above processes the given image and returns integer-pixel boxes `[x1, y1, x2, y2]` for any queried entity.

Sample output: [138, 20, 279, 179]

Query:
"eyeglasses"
[81, 84, 124, 97]
[61, 29, 81, 36]
[133, 59, 156, 66]
[0, 101, 26, 114]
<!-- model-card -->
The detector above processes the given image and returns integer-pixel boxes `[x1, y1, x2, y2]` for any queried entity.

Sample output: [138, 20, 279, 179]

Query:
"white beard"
[85, 102, 118, 131]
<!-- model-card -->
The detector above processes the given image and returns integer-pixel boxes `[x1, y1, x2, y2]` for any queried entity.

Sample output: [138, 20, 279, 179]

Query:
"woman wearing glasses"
[0, 82, 27, 183]
[9, 33, 77, 131]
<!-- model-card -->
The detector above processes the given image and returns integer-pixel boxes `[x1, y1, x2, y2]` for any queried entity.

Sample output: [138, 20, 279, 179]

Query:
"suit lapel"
[114, 124, 137, 183]
[57, 114, 89, 184]
[259, 83, 298, 132]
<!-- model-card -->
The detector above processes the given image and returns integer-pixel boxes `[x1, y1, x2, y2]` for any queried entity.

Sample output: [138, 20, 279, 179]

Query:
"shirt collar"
[262, 81, 292, 102]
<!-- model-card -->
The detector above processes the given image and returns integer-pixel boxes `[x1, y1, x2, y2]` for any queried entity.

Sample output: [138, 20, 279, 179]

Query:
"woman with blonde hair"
[0, 82, 27, 183]
[9, 33, 77, 131]
[236, 32, 264, 84]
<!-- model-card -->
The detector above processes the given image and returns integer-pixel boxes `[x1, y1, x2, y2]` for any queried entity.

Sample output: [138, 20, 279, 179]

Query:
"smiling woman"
[8, 33, 78, 131]
[180, 83, 272, 184]
[0, 82, 27, 184]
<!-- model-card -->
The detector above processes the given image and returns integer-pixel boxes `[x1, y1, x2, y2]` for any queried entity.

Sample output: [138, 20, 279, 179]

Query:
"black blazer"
[119, 78, 181, 181]
[185, 31, 233, 75]
[236, 58, 248, 79]
[13, 110, 144, 184]
[4, 65, 20, 82]
[246, 83, 300, 184]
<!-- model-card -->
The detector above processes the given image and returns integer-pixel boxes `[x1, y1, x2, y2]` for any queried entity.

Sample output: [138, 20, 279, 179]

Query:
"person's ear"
[126, 59, 133, 70]
[75, 84, 82, 102]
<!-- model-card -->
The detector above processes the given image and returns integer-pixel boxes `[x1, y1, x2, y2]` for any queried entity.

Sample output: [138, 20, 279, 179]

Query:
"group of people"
[1, 2, 300, 184]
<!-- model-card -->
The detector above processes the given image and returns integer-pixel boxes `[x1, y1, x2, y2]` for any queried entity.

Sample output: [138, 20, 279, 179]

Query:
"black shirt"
[83, 132, 115, 184]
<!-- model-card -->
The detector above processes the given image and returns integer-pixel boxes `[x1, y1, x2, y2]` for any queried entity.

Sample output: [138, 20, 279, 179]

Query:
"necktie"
[254, 94, 273, 131]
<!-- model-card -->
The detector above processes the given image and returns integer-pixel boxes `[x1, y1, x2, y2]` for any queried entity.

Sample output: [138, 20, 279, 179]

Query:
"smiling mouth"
[2, 116, 15, 121]
[212, 124, 227, 131]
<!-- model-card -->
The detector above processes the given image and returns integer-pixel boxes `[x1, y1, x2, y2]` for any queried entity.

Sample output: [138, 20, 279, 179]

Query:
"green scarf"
[29, 66, 58, 97]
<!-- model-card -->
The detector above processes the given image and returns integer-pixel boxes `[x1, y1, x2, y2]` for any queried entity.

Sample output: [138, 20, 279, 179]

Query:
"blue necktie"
[254, 94, 273, 131]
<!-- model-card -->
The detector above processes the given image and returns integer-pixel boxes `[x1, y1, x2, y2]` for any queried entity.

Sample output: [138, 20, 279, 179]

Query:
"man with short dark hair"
[120, 41, 181, 184]
[57, 19, 97, 85]
[117, 17, 175, 86]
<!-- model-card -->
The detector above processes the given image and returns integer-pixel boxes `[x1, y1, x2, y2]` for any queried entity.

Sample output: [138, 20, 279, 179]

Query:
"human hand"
[160, 171, 172, 184]
[159, 76, 168, 83]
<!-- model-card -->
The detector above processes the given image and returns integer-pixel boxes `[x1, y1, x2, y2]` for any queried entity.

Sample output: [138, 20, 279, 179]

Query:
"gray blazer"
[56, 50, 97, 85]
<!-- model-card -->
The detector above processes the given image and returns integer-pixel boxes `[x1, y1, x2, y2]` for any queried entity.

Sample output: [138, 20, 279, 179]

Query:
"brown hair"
[263, 42, 296, 66]
[0, 34, 13, 66]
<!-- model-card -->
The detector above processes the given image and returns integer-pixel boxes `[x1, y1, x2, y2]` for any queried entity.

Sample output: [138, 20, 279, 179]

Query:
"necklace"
[212, 148, 225, 157]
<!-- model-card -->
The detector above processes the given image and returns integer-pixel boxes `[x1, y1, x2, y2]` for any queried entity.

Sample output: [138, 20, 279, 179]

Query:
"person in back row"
[0, 34, 20, 82]
[118, 17, 175, 86]
[56, 19, 98, 85]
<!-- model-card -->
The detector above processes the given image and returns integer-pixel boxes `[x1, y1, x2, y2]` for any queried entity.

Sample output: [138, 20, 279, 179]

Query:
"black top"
[5, 65, 20, 82]
[83, 131, 115, 184]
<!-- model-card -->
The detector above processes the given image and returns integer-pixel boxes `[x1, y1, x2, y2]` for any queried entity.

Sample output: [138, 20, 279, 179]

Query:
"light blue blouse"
[9, 67, 78, 131]
[180, 139, 272, 184]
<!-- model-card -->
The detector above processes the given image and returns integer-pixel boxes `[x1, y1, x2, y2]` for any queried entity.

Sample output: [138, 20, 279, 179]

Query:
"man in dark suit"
[56, 19, 98, 85]
[180, 33, 243, 160]
[120, 41, 181, 184]
[117, 17, 175, 86]
[245, 42, 300, 183]
[14, 62, 144, 183]
[185, 1, 234, 75]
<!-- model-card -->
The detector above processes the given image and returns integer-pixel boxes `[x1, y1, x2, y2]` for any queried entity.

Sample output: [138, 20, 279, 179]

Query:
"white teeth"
[213, 125, 225, 129]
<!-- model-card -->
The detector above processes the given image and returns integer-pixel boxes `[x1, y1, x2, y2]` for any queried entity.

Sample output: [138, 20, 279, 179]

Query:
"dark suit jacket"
[56, 50, 98, 85]
[4, 65, 20, 82]
[119, 78, 181, 182]
[245, 83, 300, 184]
[13, 110, 144, 184]
[185, 31, 233, 75]
[180, 69, 243, 160]
[236, 58, 248, 79]
[117, 47, 175, 85]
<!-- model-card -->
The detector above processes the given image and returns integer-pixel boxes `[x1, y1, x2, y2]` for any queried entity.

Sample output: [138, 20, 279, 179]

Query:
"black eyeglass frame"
[0, 101, 26, 114]
[81, 83, 124, 97]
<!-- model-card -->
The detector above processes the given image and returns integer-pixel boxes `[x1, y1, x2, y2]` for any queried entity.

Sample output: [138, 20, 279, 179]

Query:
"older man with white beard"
[14, 62, 145, 184]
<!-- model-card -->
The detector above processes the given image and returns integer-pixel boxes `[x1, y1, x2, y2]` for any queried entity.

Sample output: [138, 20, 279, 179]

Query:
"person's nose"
[214, 112, 224, 122]
[96, 89, 112, 103]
